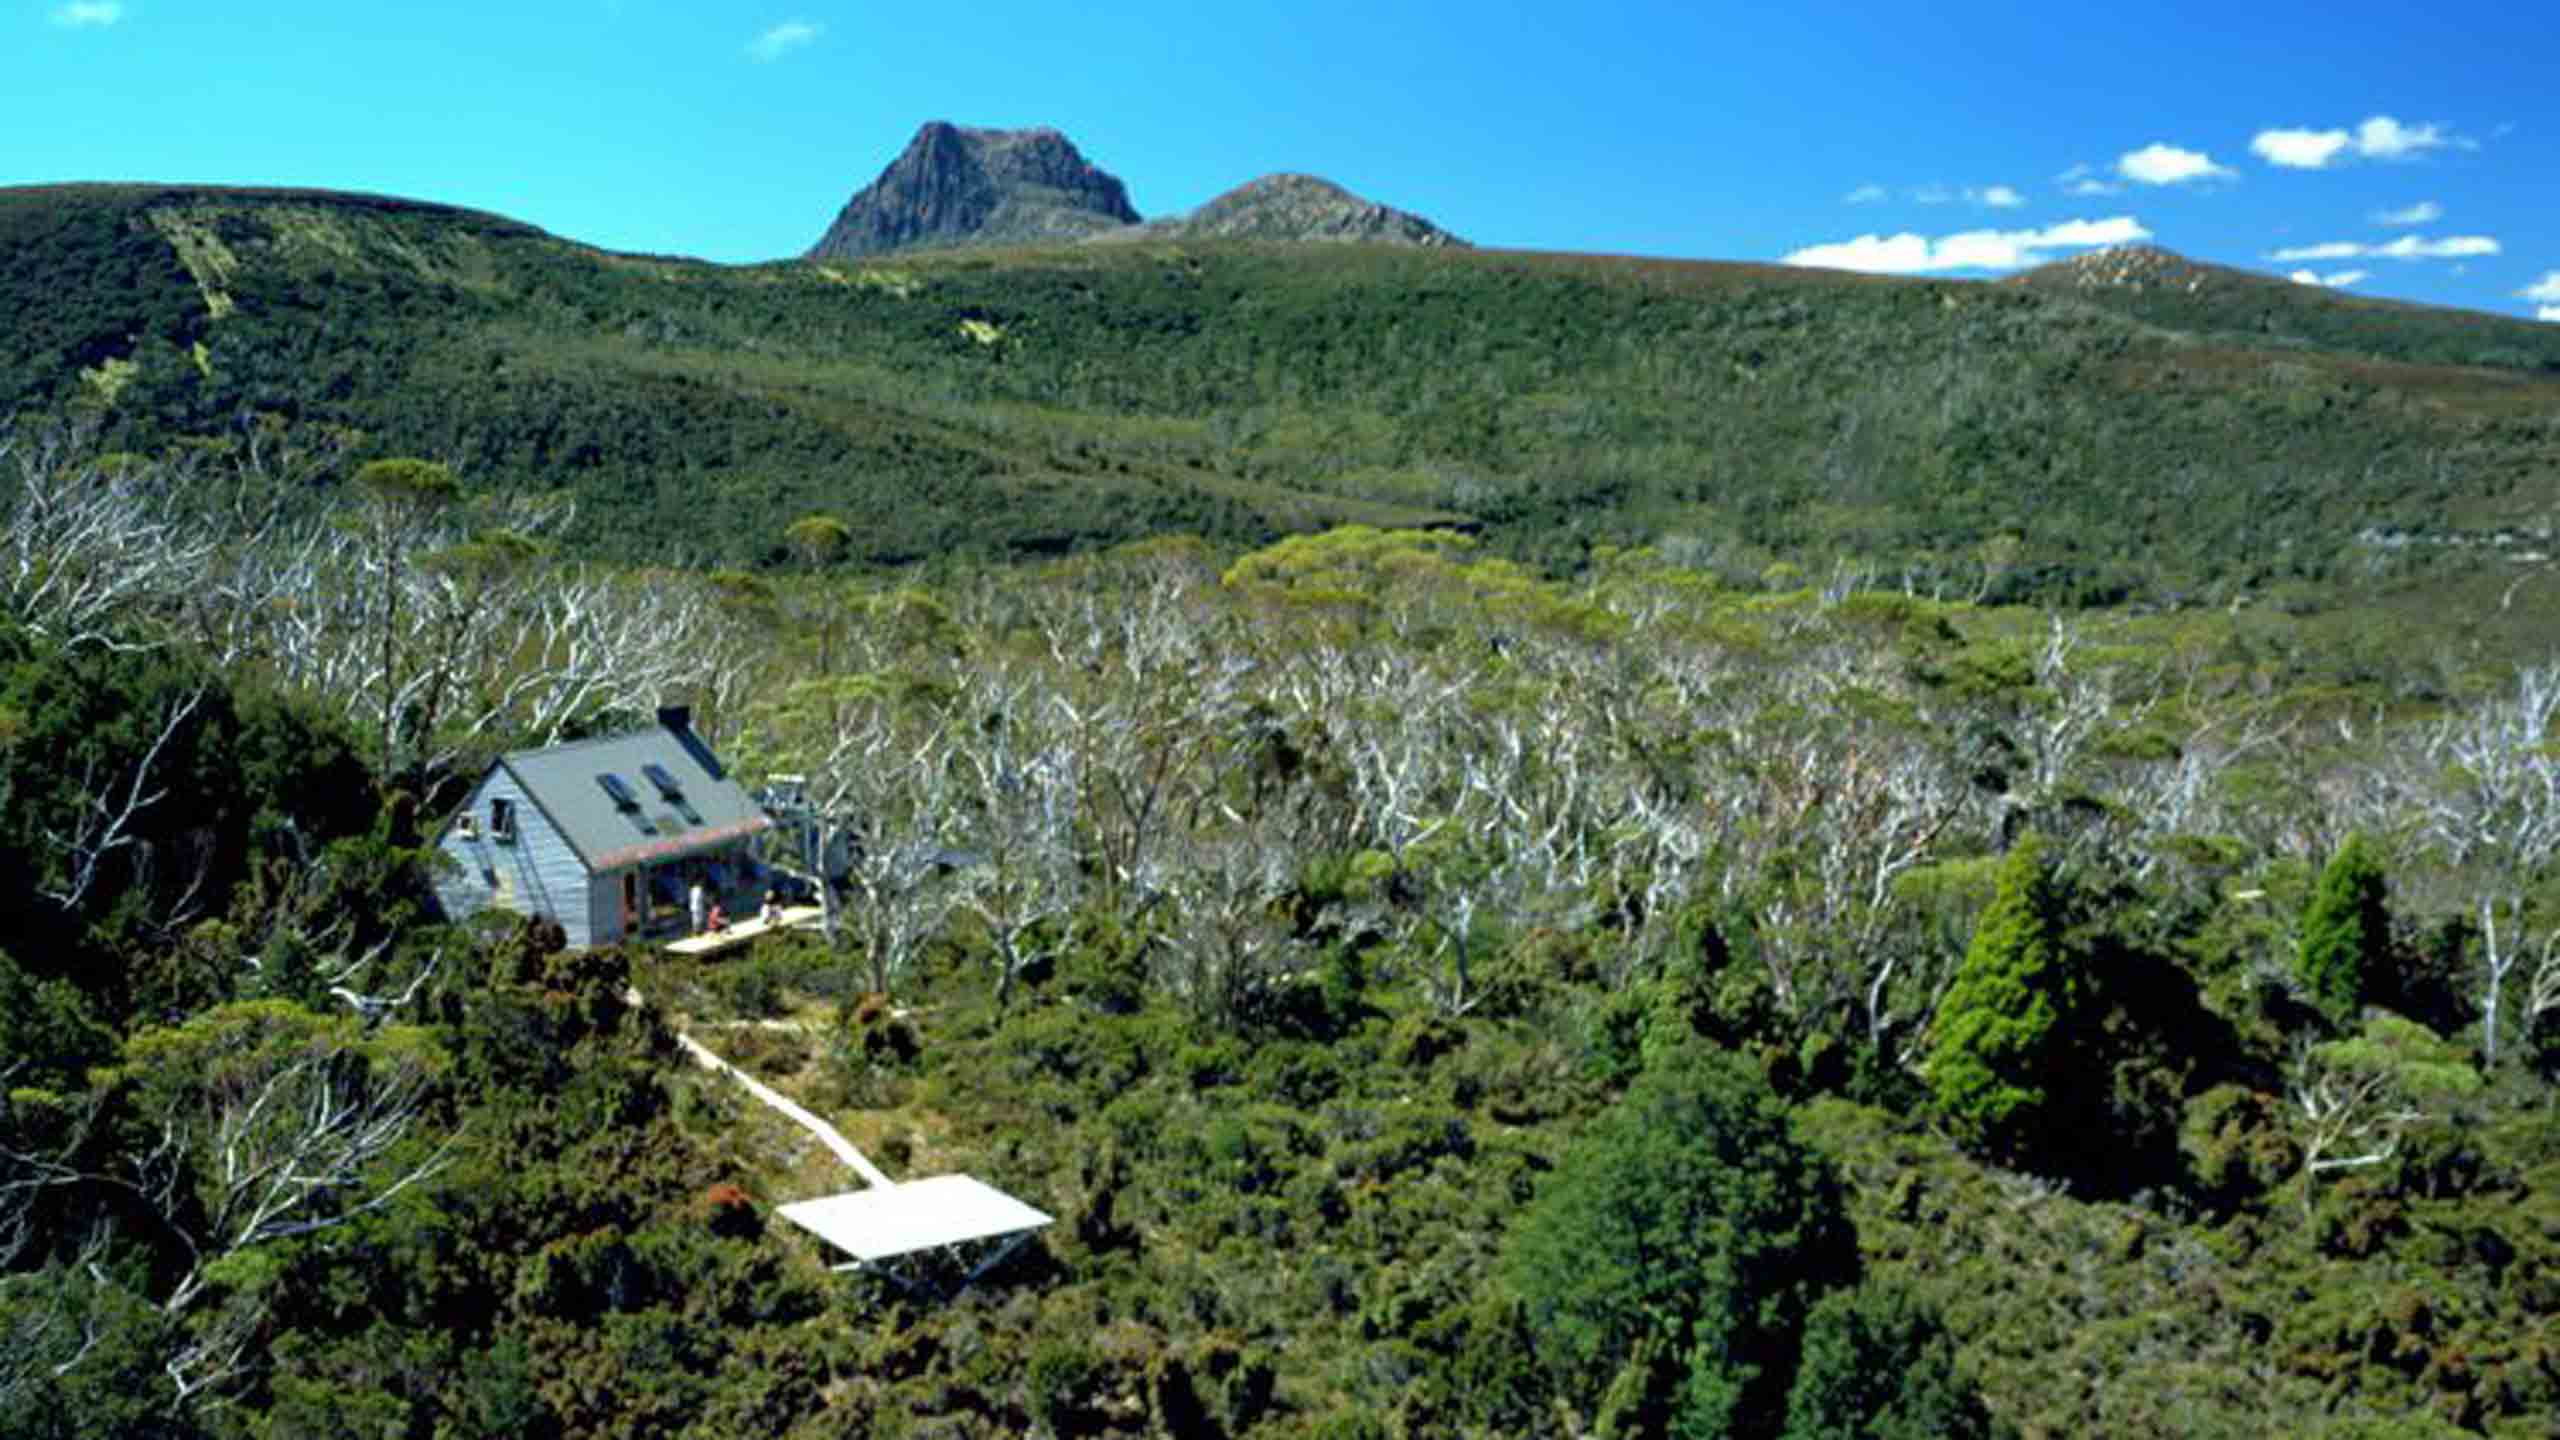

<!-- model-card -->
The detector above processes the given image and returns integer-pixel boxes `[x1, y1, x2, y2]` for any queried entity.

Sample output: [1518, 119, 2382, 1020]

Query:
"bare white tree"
[188, 849, 445, 1020]
[1069, 665, 1252, 918]
[0, 1080, 91, 1274]
[117, 1010, 452, 1319]
[0, 1232, 116, 1418]
[950, 677, 1083, 1010]
[2109, 709, 2290, 876]
[1153, 817, 1303, 1026]
[2287, 1014, 2479, 1221]
[801, 697, 960, 998]
[3, 1007, 451, 1414]
[38, 686, 208, 917]
[2386, 666, 2560, 1066]
[0, 426, 215, 652]
[2019, 615, 2157, 814]
[1700, 674, 1974, 1048]
[219, 505, 748, 796]
[2519, 925, 2560, 1059]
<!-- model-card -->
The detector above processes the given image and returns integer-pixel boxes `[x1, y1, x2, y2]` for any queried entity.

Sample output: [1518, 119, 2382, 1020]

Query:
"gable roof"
[498, 722, 772, 872]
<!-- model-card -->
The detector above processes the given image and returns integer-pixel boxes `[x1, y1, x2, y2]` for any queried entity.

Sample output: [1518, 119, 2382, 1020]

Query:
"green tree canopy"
[1502, 1045, 1856, 1439]
[783, 512, 853, 569]
[1780, 1283, 1990, 1440]
[104, 1002, 449, 1307]
[1926, 834, 2077, 1162]
[350, 456, 460, 511]
[2297, 832, 2391, 1020]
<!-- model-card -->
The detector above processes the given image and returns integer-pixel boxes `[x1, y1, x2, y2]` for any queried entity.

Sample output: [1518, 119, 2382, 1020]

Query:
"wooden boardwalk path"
[626, 985, 894, 1189]
[624, 985, 1053, 1294]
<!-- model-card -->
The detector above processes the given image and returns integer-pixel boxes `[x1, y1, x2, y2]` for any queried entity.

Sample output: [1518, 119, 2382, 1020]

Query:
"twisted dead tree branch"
[0, 425, 215, 652]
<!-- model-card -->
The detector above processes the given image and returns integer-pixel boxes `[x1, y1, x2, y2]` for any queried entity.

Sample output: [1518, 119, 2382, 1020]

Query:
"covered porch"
[604, 834, 797, 947]
[662, 900, 826, 958]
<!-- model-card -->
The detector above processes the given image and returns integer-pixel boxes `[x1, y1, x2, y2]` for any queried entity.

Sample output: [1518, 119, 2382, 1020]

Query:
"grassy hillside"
[4, 184, 2557, 603]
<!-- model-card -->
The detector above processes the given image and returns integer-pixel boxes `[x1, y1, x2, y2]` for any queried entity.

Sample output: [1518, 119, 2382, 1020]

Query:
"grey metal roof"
[499, 723, 772, 873]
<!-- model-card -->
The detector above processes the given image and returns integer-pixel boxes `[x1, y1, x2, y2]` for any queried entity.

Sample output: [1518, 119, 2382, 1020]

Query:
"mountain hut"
[431, 707, 773, 948]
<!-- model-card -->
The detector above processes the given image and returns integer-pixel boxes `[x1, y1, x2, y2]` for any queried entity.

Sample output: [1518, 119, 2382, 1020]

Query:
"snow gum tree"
[2287, 1012, 2478, 1221]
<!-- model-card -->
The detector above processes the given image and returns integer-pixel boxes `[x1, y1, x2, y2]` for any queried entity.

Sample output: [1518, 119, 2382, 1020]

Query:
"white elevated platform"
[778, 1174, 1054, 1296]
[627, 976, 1050, 1301]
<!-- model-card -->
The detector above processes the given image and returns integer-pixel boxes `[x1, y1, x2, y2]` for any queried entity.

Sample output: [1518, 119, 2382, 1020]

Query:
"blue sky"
[11, 1, 2557, 320]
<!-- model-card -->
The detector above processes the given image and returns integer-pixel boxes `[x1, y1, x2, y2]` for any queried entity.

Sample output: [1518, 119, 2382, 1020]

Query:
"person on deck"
[706, 900, 729, 934]
[689, 877, 708, 936]
[759, 889, 782, 927]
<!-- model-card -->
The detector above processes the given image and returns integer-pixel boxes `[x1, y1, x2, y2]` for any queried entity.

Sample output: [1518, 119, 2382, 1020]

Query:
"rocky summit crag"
[809, 124, 1466, 257]
[1106, 173, 1467, 248]
[807, 122, 1140, 260]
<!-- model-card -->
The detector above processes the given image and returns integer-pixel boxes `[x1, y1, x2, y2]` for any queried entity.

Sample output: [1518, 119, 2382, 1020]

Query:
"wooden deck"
[662, 904, 825, 958]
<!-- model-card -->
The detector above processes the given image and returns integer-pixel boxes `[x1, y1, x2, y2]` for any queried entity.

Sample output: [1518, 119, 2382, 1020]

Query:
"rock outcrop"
[807, 122, 1140, 260]
[1105, 173, 1466, 248]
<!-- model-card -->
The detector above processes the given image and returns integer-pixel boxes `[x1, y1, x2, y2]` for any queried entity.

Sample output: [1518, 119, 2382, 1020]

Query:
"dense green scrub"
[6, 185, 2557, 604]
[3, 510, 2556, 1437]
[4, 182, 2558, 1428]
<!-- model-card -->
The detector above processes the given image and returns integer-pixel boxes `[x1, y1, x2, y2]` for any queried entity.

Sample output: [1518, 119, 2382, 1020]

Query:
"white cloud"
[2539, 306, 2560, 323]
[1888, 183, 2026, 209]
[2356, 115, 2451, 159]
[2030, 217, 2152, 247]
[2371, 200, 2443, 226]
[2252, 128, 2350, 169]
[1843, 184, 1888, 205]
[745, 19, 822, 61]
[2287, 268, 2370, 288]
[2056, 163, 2121, 197]
[1783, 216, 2150, 275]
[2249, 115, 2464, 170]
[1914, 183, 2027, 208]
[2373, 234, 2497, 259]
[1789, 234, 1933, 273]
[49, 1, 122, 26]
[2514, 271, 2560, 303]
[2117, 143, 2236, 186]
[2268, 234, 2499, 263]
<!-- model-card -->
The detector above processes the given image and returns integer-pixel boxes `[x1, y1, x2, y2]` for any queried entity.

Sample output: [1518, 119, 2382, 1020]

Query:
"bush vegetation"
[1, 191, 2557, 1435]
[6, 184, 2557, 602]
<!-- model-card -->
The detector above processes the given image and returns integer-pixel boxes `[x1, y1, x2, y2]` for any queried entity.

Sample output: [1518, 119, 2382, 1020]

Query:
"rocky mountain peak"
[2010, 243, 2213, 295]
[806, 121, 1141, 260]
[1132, 173, 1467, 247]
[807, 124, 1467, 258]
